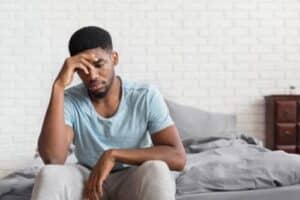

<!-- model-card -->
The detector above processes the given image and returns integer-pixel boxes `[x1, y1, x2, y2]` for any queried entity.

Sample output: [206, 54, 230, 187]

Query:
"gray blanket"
[2, 135, 300, 199]
[0, 166, 40, 200]
[176, 135, 300, 195]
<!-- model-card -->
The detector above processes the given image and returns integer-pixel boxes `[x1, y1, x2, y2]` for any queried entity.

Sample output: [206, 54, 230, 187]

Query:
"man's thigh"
[105, 160, 176, 200]
[31, 163, 109, 200]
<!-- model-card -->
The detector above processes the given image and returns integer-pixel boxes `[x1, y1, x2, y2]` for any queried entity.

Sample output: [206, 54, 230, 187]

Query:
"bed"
[173, 135, 300, 200]
[1, 99, 300, 200]
[176, 184, 300, 200]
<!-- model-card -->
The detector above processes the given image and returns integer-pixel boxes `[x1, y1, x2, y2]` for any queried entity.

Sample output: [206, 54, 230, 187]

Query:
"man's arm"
[84, 124, 186, 199]
[38, 52, 96, 164]
[109, 125, 186, 171]
[107, 86, 186, 171]
[38, 83, 74, 164]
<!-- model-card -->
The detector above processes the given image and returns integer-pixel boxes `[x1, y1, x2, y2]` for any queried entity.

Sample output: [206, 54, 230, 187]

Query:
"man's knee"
[135, 160, 175, 199]
[32, 164, 85, 200]
[139, 160, 174, 184]
[37, 165, 69, 184]
[39, 164, 66, 175]
[141, 160, 169, 174]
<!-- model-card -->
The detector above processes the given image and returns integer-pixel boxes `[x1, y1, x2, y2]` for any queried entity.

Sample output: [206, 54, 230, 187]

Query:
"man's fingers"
[91, 175, 101, 200]
[99, 183, 103, 198]
[83, 180, 91, 199]
[94, 177, 100, 194]
[80, 52, 98, 63]
[80, 58, 95, 72]
[85, 177, 94, 200]
[75, 63, 89, 75]
[89, 185, 100, 200]
[95, 180, 103, 198]
[86, 173, 101, 200]
[94, 191, 100, 200]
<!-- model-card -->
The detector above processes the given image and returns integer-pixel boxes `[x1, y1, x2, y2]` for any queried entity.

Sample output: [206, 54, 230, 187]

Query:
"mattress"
[176, 184, 300, 200]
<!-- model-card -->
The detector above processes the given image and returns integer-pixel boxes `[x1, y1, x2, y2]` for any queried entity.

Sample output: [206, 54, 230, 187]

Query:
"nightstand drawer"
[276, 123, 297, 145]
[265, 95, 300, 154]
[298, 101, 300, 121]
[276, 101, 297, 122]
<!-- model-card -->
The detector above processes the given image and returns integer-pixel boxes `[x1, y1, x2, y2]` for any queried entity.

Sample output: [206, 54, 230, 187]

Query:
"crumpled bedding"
[0, 164, 41, 200]
[2, 135, 300, 199]
[176, 135, 300, 195]
[0, 150, 75, 199]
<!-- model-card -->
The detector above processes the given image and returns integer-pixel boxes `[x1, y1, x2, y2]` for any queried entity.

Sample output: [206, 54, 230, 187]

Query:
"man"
[31, 26, 186, 200]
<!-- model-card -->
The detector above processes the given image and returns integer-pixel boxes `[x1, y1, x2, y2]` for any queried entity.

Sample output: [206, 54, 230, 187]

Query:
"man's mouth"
[88, 81, 104, 91]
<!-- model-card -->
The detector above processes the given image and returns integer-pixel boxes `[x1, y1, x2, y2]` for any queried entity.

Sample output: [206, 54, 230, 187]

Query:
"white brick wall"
[1, 0, 300, 162]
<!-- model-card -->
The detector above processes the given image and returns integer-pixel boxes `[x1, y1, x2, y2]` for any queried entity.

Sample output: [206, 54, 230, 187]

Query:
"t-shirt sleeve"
[64, 93, 75, 128]
[147, 86, 174, 135]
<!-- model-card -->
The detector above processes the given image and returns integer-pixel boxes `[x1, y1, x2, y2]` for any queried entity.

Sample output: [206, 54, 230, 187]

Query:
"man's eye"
[95, 63, 103, 68]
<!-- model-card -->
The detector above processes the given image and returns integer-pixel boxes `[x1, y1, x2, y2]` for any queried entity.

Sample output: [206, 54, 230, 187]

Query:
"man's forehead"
[85, 47, 109, 58]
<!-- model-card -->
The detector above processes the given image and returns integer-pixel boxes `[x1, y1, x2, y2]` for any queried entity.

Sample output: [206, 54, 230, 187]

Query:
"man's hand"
[54, 52, 98, 89]
[83, 150, 116, 200]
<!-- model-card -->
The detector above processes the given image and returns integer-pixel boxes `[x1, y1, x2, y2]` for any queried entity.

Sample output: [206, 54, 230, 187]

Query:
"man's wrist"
[106, 149, 117, 162]
[53, 80, 65, 92]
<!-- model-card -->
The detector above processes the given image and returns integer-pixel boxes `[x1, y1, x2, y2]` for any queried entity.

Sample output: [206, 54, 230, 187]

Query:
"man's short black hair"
[68, 26, 113, 56]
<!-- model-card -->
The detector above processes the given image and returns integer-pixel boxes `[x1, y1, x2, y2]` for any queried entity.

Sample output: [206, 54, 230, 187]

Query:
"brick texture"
[1, 0, 300, 162]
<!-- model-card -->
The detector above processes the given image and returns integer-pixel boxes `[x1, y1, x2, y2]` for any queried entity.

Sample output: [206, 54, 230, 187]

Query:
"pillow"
[165, 99, 237, 141]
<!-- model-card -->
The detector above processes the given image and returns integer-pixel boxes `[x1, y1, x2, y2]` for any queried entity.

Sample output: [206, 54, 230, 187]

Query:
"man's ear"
[111, 51, 119, 66]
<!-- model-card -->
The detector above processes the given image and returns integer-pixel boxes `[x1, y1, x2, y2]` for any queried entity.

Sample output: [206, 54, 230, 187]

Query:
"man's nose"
[88, 68, 98, 80]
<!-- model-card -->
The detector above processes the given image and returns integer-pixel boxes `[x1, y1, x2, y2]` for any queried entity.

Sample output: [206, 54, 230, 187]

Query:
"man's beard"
[88, 86, 110, 99]
[88, 73, 115, 99]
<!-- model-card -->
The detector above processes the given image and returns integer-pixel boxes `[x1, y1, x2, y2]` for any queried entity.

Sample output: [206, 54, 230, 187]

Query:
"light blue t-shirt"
[64, 75, 174, 170]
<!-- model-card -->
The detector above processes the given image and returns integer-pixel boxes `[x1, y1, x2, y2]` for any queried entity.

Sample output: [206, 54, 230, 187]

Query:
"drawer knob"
[284, 130, 291, 135]
[284, 110, 289, 115]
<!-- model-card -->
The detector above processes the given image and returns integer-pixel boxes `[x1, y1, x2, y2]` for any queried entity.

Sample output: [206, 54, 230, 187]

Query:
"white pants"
[31, 160, 176, 200]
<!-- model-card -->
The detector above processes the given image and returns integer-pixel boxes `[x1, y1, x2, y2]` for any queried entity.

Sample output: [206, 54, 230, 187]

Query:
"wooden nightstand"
[265, 95, 300, 154]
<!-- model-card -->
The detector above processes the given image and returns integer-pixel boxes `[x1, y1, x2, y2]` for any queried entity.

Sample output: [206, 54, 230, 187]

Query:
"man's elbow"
[173, 150, 186, 171]
[38, 147, 66, 165]
[178, 152, 187, 171]
[42, 157, 66, 165]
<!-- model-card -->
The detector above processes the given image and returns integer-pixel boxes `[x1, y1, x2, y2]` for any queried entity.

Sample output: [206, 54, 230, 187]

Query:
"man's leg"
[106, 160, 176, 200]
[31, 164, 109, 200]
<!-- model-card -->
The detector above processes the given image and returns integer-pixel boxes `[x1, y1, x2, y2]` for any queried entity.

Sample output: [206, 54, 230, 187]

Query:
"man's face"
[77, 47, 118, 99]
